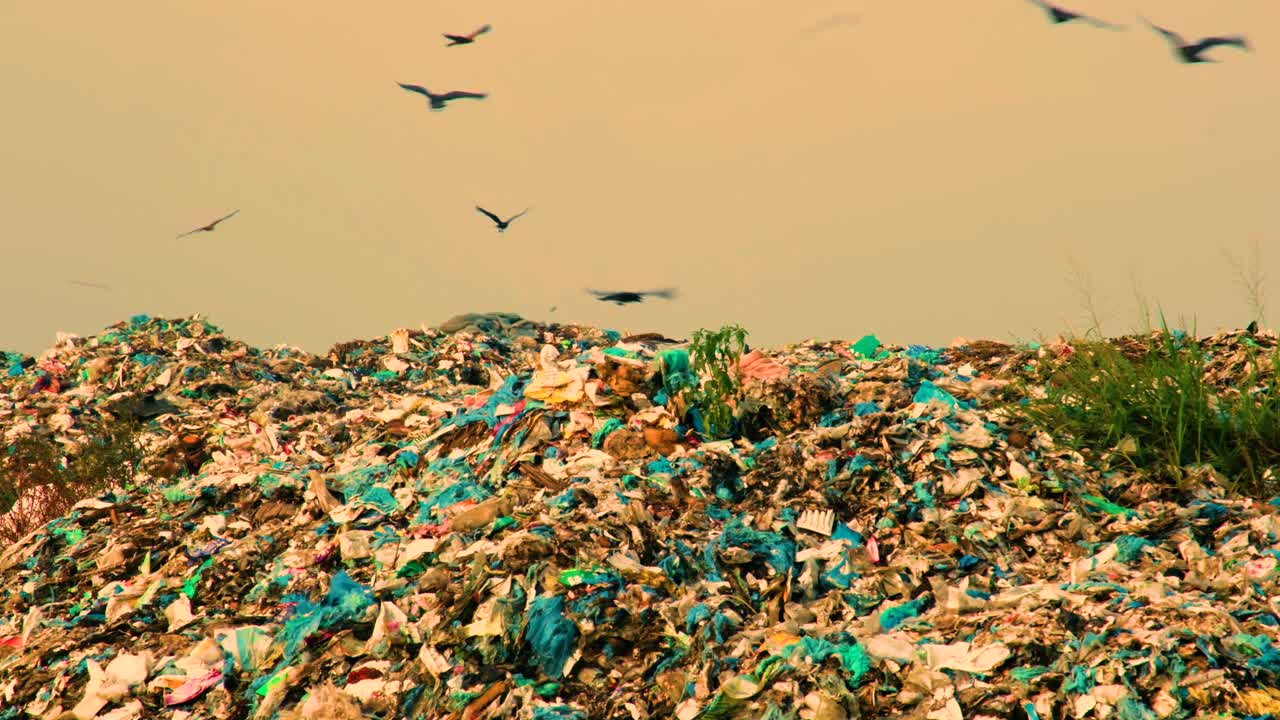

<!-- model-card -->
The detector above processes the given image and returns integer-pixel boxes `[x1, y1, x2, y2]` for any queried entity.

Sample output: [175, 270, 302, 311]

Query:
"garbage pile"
[2, 313, 1280, 720]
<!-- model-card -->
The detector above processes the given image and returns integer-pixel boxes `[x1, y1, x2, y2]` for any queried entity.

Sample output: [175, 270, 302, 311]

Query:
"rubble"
[1, 312, 1279, 719]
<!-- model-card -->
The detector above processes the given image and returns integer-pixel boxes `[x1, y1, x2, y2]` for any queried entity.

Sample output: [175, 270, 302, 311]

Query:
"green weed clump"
[0, 415, 145, 542]
[688, 324, 750, 440]
[1018, 321, 1280, 499]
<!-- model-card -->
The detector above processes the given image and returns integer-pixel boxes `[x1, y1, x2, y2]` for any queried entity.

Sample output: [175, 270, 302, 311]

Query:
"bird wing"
[176, 228, 201, 239]
[471, 24, 492, 38]
[437, 91, 486, 101]
[1024, 0, 1051, 10]
[1079, 12, 1124, 30]
[585, 289, 613, 298]
[476, 206, 503, 225]
[1141, 16, 1185, 46]
[397, 83, 432, 97]
[1194, 35, 1248, 51]
[209, 209, 240, 227]
[443, 34, 467, 42]
[506, 208, 531, 223]
[642, 288, 678, 300]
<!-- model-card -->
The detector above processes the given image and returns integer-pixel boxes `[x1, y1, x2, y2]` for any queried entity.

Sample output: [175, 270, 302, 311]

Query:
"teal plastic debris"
[525, 596, 578, 679]
[782, 636, 871, 683]
[590, 418, 624, 448]
[1082, 494, 1139, 519]
[850, 334, 882, 359]
[1231, 633, 1280, 675]
[1114, 535, 1152, 563]
[1116, 697, 1159, 720]
[707, 518, 796, 579]
[912, 381, 958, 411]
[659, 349, 698, 395]
[276, 571, 374, 660]
[879, 597, 926, 632]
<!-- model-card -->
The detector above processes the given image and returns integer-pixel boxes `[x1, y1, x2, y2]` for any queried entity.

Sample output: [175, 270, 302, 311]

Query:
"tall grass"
[1019, 256, 1280, 499]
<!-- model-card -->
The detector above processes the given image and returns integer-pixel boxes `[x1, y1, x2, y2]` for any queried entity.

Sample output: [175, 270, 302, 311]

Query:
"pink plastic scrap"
[738, 350, 788, 383]
[163, 668, 224, 706]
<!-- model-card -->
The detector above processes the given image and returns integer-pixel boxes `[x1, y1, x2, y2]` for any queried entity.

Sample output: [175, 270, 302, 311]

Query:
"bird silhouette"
[587, 288, 678, 306]
[795, 13, 860, 36]
[1024, 0, 1122, 29]
[444, 24, 492, 46]
[397, 83, 487, 111]
[476, 206, 530, 232]
[1142, 17, 1249, 62]
[68, 280, 110, 290]
[177, 210, 239, 239]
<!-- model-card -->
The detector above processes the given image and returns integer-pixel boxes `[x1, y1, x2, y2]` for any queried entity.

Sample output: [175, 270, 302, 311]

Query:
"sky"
[2, 1, 1277, 356]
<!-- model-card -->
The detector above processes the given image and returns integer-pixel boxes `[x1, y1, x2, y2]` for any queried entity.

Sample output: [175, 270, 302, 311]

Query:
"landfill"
[2, 312, 1280, 720]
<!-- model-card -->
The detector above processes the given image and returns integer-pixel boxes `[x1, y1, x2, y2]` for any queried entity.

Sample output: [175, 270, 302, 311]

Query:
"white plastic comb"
[796, 508, 835, 536]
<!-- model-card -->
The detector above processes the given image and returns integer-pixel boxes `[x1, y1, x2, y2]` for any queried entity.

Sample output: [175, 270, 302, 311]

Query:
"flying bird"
[177, 210, 239, 239]
[397, 83, 487, 111]
[796, 13, 860, 36]
[476, 206, 530, 232]
[587, 288, 678, 306]
[68, 280, 110, 290]
[1024, 0, 1122, 29]
[1141, 17, 1249, 62]
[444, 24, 492, 46]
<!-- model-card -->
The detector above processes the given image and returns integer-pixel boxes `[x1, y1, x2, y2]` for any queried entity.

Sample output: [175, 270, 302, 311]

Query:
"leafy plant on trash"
[687, 323, 750, 440]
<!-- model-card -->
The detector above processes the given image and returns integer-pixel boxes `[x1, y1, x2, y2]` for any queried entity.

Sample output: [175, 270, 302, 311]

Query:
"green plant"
[1015, 315, 1280, 498]
[688, 324, 750, 440]
[0, 414, 146, 543]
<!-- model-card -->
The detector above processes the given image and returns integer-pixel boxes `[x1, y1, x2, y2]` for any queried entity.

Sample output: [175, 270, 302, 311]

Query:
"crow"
[177, 209, 239, 239]
[444, 24, 492, 47]
[587, 288, 678, 306]
[1141, 16, 1249, 63]
[476, 206, 530, 232]
[1024, 0, 1122, 29]
[397, 83, 487, 111]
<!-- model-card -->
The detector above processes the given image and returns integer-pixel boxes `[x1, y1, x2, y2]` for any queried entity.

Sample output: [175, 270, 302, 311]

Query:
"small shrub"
[688, 324, 750, 440]
[0, 415, 146, 543]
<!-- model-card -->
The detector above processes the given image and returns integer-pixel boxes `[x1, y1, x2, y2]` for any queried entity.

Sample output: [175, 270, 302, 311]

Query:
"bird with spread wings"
[1141, 16, 1248, 63]
[475, 206, 530, 232]
[397, 83, 487, 111]
[444, 24, 492, 46]
[177, 210, 239, 239]
[1024, 0, 1123, 30]
[586, 289, 678, 306]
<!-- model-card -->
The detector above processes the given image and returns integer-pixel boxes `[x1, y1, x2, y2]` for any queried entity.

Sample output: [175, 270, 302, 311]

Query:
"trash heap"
[2, 313, 1280, 720]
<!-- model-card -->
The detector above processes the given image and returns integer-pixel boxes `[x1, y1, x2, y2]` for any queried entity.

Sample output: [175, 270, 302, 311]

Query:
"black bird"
[1024, 0, 1122, 29]
[1141, 17, 1249, 63]
[476, 206, 530, 232]
[587, 288, 678, 306]
[1247, 320, 1259, 335]
[177, 209, 239, 239]
[397, 83, 487, 111]
[444, 24, 492, 46]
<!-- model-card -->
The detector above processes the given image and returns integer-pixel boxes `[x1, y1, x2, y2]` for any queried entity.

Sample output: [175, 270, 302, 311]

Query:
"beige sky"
[2, 1, 1276, 356]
